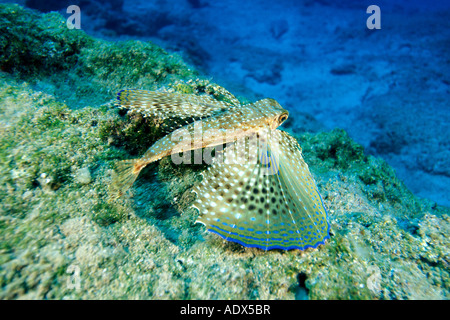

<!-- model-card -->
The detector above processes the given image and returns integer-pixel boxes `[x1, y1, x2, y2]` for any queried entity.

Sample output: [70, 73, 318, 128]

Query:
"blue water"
[24, 0, 450, 206]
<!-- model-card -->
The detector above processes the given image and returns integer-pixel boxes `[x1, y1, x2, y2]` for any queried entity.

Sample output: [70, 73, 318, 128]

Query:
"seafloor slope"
[0, 4, 448, 299]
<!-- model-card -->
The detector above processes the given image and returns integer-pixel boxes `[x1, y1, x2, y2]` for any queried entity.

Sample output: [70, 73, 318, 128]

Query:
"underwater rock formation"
[0, 4, 448, 299]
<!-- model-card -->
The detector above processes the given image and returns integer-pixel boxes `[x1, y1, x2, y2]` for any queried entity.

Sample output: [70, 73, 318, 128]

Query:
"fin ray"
[117, 89, 235, 133]
[193, 129, 329, 250]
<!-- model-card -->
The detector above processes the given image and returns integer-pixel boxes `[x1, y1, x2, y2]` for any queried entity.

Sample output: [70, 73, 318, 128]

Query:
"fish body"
[111, 89, 330, 250]
[134, 100, 287, 162]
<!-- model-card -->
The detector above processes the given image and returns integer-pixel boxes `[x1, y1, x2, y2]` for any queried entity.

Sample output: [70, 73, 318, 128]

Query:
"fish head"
[271, 110, 289, 130]
[255, 98, 289, 130]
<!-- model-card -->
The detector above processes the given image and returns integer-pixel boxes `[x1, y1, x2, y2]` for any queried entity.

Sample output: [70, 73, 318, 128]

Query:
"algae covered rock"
[0, 4, 448, 300]
[0, 4, 90, 76]
[0, 3, 197, 108]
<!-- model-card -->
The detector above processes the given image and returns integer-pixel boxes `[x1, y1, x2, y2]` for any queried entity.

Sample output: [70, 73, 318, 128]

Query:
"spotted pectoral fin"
[117, 89, 235, 132]
[192, 130, 330, 251]
[269, 130, 330, 249]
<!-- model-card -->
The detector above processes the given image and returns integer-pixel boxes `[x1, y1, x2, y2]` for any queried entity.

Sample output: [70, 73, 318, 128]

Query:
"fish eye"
[278, 114, 288, 123]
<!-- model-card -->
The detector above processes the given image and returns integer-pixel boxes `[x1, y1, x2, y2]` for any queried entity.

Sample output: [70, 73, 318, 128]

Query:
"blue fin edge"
[207, 226, 330, 251]
[206, 187, 331, 251]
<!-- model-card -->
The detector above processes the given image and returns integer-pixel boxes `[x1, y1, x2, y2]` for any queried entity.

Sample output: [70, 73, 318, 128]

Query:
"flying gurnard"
[111, 88, 330, 250]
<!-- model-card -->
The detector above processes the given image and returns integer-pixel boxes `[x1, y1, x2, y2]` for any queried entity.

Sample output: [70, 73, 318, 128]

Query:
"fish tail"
[110, 159, 144, 198]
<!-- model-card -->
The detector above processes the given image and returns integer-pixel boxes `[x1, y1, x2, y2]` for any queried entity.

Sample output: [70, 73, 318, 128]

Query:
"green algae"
[0, 4, 449, 300]
[0, 3, 197, 108]
[298, 128, 367, 171]
[0, 4, 91, 76]
[297, 129, 427, 217]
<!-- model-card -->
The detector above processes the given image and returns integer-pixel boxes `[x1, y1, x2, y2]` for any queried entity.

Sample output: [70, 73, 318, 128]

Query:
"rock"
[75, 167, 91, 185]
